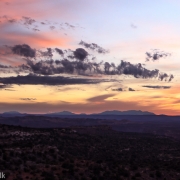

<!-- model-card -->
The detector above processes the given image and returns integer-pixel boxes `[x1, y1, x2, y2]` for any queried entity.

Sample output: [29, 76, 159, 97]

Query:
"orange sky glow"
[0, 0, 180, 115]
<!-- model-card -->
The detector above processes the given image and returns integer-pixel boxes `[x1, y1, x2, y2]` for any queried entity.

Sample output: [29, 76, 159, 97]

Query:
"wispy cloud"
[112, 88, 123, 91]
[87, 94, 115, 103]
[142, 85, 171, 89]
[79, 40, 109, 54]
[20, 98, 37, 101]
[145, 49, 171, 62]
[129, 87, 135, 91]
[0, 74, 108, 86]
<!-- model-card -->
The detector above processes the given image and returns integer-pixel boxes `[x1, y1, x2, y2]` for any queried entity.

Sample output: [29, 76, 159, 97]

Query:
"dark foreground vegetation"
[1, 123, 180, 180]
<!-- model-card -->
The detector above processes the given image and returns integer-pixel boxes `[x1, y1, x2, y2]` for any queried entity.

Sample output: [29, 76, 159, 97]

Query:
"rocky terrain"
[1, 123, 180, 179]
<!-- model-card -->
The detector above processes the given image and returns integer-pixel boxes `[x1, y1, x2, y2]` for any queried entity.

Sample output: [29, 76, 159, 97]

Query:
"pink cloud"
[0, 0, 90, 21]
[0, 31, 73, 49]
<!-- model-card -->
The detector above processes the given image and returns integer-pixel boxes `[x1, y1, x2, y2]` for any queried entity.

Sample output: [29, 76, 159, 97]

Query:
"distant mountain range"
[1, 111, 27, 117]
[45, 110, 155, 116]
[0, 110, 155, 117]
[94, 110, 155, 116]
[2, 111, 22, 115]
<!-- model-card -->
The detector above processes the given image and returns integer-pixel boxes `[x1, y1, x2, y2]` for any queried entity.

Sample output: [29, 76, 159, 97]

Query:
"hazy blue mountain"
[46, 110, 155, 116]
[2, 111, 22, 115]
[1, 111, 27, 117]
[94, 110, 155, 115]
[1, 110, 155, 117]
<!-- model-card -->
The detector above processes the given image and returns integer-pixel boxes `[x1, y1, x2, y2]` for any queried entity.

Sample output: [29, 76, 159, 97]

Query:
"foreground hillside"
[1, 124, 180, 180]
[1, 115, 180, 140]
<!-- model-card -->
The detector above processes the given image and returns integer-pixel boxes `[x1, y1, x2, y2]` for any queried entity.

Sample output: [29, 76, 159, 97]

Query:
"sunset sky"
[0, 0, 180, 115]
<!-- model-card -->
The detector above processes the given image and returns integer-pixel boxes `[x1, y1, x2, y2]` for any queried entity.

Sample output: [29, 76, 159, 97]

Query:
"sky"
[0, 0, 180, 115]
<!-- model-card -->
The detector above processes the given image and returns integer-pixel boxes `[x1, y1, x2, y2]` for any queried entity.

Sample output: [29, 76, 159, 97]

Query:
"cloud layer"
[0, 44, 174, 83]
[142, 85, 171, 89]
[0, 74, 107, 86]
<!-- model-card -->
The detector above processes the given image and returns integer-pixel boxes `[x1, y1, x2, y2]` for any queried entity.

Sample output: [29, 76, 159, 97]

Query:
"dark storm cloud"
[104, 62, 111, 73]
[145, 49, 171, 61]
[0, 74, 107, 86]
[73, 48, 88, 61]
[38, 48, 53, 59]
[24, 58, 110, 76]
[25, 58, 90, 75]
[129, 88, 135, 91]
[158, 73, 174, 81]
[116, 60, 159, 78]
[142, 85, 171, 89]
[59, 59, 74, 73]
[2, 43, 174, 82]
[11, 44, 36, 58]
[55, 48, 64, 55]
[115, 60, 173, 82]
[21, 58, 174, 82]
[25, 59, 70, 75]
[79, 40, 109, 54]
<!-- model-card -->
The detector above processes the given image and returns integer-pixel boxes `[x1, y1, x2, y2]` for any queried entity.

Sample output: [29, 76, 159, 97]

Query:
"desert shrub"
[156, 170, 162, 178]
[41, 171, 55, 180]
[135, 172, 141, 177]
